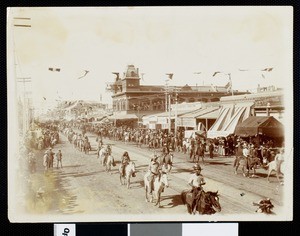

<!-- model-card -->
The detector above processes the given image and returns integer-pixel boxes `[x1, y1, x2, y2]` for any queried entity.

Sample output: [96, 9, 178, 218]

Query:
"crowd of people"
[19, 119, 284, 214]
[56, 121, 283, 165]
[21, 122, 62, 173]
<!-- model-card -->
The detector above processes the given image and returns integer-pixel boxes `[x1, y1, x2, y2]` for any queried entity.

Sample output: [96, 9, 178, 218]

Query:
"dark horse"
[181, 189, 221, 214]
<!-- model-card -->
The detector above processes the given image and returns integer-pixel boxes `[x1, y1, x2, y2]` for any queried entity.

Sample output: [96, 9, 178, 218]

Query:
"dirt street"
[19, 131, 285, 221]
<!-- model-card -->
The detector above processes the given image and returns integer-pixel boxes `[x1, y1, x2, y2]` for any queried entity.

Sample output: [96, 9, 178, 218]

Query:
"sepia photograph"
[7, 6, 293, 222]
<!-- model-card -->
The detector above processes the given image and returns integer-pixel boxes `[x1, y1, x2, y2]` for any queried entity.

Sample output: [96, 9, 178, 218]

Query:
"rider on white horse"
[121, 151, 130, 177]
[148, 154, 160, 194]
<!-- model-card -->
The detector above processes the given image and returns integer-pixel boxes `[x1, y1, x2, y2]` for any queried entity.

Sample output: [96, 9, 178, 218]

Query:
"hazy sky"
[7, 7, 292, 108]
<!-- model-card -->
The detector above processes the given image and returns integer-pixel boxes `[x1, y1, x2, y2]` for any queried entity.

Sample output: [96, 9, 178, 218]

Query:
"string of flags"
[166, 73, 173, 80]
[48, 67, 91, 80]
[48, 67, 61, 72]
[78, 70, 89, 79]
[238, 67, 274, 79]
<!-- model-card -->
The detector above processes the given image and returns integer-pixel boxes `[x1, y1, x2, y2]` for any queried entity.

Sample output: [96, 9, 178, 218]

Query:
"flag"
[213, 71, 221, 77]
[210, 84, 217, 92]
[49, 67, 61, 72]
[112, 72, 120, 81]
[261, 68, 273, 72]
[141, 73, 145, 81]
[225, 79, 232, 93]
[166, 73, 173, 80]
[78, 70, 89, 79]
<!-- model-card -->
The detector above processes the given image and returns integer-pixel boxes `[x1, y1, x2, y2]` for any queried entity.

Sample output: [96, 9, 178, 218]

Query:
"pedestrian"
[43, 151, 48, 172]
[275, 148, 284, 175]
[209, 141, 214, 159]
[241, 143, 250, 177]
[28, 151, 36, 173]
[56, 149, 63, 168]
[46, 148, 55, 169]
[188, 163, 206, 214]
[233, 141, 243, 174]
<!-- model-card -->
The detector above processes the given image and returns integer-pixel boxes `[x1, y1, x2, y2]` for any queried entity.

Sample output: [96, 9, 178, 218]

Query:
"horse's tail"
[181, 191, 187, 205]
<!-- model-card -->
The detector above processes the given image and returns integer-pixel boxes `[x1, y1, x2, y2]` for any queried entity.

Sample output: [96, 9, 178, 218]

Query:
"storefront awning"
[180, 107, 219, 119]
[108, 114, 138, 120]
[177, 107, 220, 128]
[207, 102, 253, 138]
[235, 116, 284, 137]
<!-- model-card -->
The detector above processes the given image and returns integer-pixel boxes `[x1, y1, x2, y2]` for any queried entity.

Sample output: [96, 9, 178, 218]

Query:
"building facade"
[107, 65, 248, 127]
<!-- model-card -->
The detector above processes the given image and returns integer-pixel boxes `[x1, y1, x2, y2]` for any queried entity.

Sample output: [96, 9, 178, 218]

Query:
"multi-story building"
[107, 65, 248, 127]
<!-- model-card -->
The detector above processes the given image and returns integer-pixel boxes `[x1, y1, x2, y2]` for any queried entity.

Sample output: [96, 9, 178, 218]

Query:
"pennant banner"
[166, 73, 173, 80]
[49, 67, 61, 72]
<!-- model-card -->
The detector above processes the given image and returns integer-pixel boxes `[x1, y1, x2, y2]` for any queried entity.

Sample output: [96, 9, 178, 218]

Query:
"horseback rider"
[188, 163, 206, 213]
[148, 154, 160, 194]
[162, 143, 169, 163]
[121, 151, 130, 177]
[107, 144, 112, 155]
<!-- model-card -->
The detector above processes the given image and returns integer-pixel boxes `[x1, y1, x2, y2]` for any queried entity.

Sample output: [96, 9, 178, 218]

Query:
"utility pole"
[174, 87, 179, 137]
[228, 73, 234, 96]
[17, 77, 31, 135]
[168, 93, 171, 134]
[13, 16, 32, 136]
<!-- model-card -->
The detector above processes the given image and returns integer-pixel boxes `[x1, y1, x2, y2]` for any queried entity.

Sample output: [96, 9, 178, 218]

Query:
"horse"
[98, 147, 108, 166]
[181, 189, 221, 214]
[161, 153, 173, 173]
[247, 156, 262, 177]
[234, 156, 249, 177]
[266, 159, 284, 184]
[105, 155, 116, 174]
[83, 140, 91, 154]
[77, 139, 84, 152]
[144, 171, 169, 207]
[234, 155, 262, 177]
[124, 133, 129, 144]
[119, 161, 136, 188]
[194, 145, 205, 164]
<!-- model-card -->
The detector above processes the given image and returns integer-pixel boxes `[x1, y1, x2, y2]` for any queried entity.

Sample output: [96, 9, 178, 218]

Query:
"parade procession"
[7, 7, 293, 222]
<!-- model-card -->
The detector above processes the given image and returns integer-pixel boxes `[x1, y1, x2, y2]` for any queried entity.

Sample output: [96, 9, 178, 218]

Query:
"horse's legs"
[187, 204, 192, 214]
[155, 192, 161, 207]
[127, 177, 130, 189]
[267, 169, 273, 182]
[234, 162, 239, 174]
[145, 185, 149, 202]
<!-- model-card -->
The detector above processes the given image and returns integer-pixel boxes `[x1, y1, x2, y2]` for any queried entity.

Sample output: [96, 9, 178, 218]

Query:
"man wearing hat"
[241, 143, 250, 177]
[121, 151, 130, 177]
[188, 163, 206, 213]
[148, 154, 160, 194]
[46, 148, 55, 169]
[161, 143, 170, 164]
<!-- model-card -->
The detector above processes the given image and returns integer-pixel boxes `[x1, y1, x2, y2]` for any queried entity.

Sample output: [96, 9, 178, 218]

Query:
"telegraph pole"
[17, 77, 31, 135]
[168, 93, 171, 134]
[13, 16, 32, 136]
[174, 87, 179, 137]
